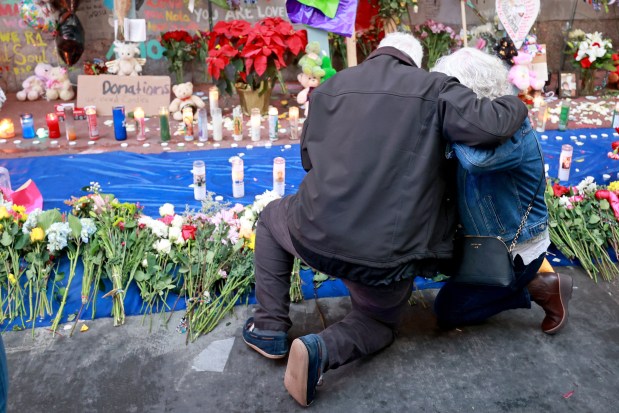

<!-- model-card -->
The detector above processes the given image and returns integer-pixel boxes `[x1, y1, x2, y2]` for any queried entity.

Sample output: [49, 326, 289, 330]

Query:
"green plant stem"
[50, 243, 81, 334]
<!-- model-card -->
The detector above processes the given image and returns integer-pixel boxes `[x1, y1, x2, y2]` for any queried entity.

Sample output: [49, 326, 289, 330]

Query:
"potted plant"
[206, 17, 307, 114]
[160, 30, 198, 84]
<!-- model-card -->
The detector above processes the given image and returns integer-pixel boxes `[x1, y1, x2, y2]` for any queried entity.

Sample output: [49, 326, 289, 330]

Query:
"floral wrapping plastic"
[286, 0, 358, 37]
[19, 0, 59, 34]
[295, 0, 340, 18]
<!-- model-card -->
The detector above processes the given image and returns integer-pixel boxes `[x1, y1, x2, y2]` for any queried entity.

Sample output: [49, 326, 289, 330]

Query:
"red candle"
[46, 113, 61, 139]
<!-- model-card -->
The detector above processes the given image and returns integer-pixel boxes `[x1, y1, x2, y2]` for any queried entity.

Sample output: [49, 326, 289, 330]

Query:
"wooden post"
[346, 33, 358, 68]
[461, 0, 468, 47]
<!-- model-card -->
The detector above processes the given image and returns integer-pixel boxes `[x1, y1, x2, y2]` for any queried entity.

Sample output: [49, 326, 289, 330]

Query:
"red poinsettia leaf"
[253, 54, 267, 76]
[213, 21, 231, 36]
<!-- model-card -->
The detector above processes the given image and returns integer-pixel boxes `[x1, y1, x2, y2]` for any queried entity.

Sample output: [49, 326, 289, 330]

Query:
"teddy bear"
[105, 41, 146, 76]
[168, 82, 205, 121]
[45, 66, 75, 101]
[297, 42, 327, 116]
[16, 62, 53, 101]
[507, 51, 545, 103]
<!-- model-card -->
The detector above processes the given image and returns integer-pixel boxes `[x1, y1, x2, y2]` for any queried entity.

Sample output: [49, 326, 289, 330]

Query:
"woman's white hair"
[431, 47, 513, 99]
[378, 32, 424, 68]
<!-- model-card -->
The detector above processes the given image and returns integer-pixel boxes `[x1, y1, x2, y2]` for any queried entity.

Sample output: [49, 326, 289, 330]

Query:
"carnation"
[153, 238, 172, 255]
[171, 214, 184, 228]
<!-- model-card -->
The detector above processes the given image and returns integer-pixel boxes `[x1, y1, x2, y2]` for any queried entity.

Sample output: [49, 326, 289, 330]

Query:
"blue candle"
[20, 113, 35, 139]
[112, 106, 127, 141]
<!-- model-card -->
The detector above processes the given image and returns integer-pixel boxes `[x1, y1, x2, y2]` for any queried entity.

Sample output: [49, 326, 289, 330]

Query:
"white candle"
[231, 156, 245, 198]
[273, 157, 285, 196]
[192, 160, 206, 200]
[209, 86, 219, 115]
[536, 101, 548, 133]
[232, 105, 243, 141]
[197, 108, 208, 142]
[212, 107, 223, 141]
[268, 106, 279, 141]
[289, 107, 299, 140]
[134, 107, 146, 141]
[250, 108, 261, 142]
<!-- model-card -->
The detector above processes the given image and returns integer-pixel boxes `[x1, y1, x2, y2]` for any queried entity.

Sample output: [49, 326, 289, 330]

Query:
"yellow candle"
[0, 118, 16, 139]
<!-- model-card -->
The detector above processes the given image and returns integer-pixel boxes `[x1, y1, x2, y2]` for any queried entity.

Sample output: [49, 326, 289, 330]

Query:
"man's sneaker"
[242, 317, 289, 359]
[284, 334, 328, 407]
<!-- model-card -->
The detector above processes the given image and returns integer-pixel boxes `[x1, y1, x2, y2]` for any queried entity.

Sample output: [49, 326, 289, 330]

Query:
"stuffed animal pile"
[16, 62, 74, 101]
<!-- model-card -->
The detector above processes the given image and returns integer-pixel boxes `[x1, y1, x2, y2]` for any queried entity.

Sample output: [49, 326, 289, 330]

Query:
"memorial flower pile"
[412, 19, 463, 69]
[0, 183, 289, 341]
[546, 177, 619, 282]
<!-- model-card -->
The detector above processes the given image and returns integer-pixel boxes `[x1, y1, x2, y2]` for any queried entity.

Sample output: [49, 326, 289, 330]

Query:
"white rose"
[159, 203, 175, 217]
[150, 220, 168, 238]
[171, 214, 184, 228]
[169, 226, 182, 241]
[153, 239, 172, 255]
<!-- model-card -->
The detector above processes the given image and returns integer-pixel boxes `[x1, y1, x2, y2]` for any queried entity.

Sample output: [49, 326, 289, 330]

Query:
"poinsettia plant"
[206, 17, 308, 95]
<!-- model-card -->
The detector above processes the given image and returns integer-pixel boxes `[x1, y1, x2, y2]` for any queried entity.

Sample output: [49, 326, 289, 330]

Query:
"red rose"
[580, 57, 592, 69]
[553, 182, 570, 198]
[181, 225, 197, 241]
[612, 141, 619, 152]
[612, 53, 619, 61]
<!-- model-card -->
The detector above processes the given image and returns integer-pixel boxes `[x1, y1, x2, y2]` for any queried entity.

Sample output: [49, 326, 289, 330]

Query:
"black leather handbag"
[451, 169, 545, 288]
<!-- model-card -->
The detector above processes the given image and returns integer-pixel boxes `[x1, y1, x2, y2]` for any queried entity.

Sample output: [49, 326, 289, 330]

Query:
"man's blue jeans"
[433, 253, 545, 328]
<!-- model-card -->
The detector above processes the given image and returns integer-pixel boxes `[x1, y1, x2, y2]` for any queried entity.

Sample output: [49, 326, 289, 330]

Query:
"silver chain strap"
[508, 203, 533, 253]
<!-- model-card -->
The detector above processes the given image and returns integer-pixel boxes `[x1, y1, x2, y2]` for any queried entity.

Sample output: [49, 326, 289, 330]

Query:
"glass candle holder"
[231, 156, 245, 198]
[268, 106, 279, 141]
[183, 106, 194, 141]
[212, 107, 223, 141]
[273, 157, 285, 196]
[134, 107, 146, 141]
[20, 113, 36, 139]
[113, 106, 127, 141]
[85, 106, 99, 140]
[209, 86, 219, 115]
[535, 101, 548, 133]
[197, 108, 209, 142]
[232, 106, 243, 141]
[0, 118, 15, 139]
[159, 106, 171, 142]
[558, 99, 571, 132]
[288, 107, 299, 140]
[250, 108, 261, 142]
[558, 144, 573, 181]
[192, 160, 206, 201]
[63, 107, 76, 141]
[46, 113, 61, 139]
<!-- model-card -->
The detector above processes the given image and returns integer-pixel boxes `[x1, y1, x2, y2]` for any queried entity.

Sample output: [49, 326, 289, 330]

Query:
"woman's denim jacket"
[452, 118, 548, 244]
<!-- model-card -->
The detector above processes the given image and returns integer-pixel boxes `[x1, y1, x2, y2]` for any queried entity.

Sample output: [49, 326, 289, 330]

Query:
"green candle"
[159, 106, 171, 142]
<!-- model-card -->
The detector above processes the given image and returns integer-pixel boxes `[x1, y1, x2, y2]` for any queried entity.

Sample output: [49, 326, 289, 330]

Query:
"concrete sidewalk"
[4, 265, 619, 413]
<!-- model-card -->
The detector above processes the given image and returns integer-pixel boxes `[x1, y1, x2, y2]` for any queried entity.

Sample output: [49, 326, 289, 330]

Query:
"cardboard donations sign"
[77, 75, 171, 117]
[496, 0, 540, 49]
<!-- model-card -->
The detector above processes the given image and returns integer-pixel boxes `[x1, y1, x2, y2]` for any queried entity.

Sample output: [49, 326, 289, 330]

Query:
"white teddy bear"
[45, 66, 75, 101]
[106, 41, 146, 76]
[16, 62, 53, 101]
[168, 82, 205, 121]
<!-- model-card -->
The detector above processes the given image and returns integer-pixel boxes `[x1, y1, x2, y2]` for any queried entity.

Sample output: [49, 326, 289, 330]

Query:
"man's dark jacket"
[286, 47, 528, 285]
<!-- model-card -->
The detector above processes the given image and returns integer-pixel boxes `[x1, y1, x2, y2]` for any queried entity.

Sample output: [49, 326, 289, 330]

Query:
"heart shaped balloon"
[496, 0, 540, 50]
[56, 13, 85, 66]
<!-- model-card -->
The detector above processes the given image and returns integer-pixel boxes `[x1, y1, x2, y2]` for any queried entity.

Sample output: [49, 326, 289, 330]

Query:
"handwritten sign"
[496, 0, 540, 49]
[77, 75, 171, 116]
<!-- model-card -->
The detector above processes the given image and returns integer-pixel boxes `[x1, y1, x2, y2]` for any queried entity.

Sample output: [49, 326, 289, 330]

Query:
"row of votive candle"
[0, 104, 302, 142]
[193, 156, 287, 200]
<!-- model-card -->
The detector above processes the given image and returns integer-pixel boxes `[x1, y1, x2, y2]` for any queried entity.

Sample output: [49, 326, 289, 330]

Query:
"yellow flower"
[8, 273, 17, 285]
[12, 205, 25, 215]
[30, 227, 45, 243]
[608, 181, 619, 192]
[0, 206, 9, 220]
[0, 223, 3, 231]
[247, 232, 256, 250]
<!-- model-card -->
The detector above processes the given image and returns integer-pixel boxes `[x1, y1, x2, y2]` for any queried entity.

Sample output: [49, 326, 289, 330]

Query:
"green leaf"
[134, 270, 148, 282]
[599, 199, 610, 210]
[1, 232, 12, 246]
[588, 214, 601, 225]
[313, 273, 329, 283]
[67, 313, 76, 322]
[68, 214, 83, 240]
[38, 209, 62, 231]
[14, 233, 29, 250]
[55, 271, 66, 282]
[206, 250, 215, 264]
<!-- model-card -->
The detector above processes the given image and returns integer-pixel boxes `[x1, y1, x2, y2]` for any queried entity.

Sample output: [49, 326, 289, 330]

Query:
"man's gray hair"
[378, 32, 424, 68]
[431, 47, 513, 99]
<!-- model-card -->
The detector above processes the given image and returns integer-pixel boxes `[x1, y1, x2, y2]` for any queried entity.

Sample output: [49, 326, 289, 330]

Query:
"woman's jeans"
[433, 253, 545, 327]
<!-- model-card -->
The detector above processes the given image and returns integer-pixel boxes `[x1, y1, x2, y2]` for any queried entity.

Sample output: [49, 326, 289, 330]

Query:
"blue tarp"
[1, 128, 618, 328]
